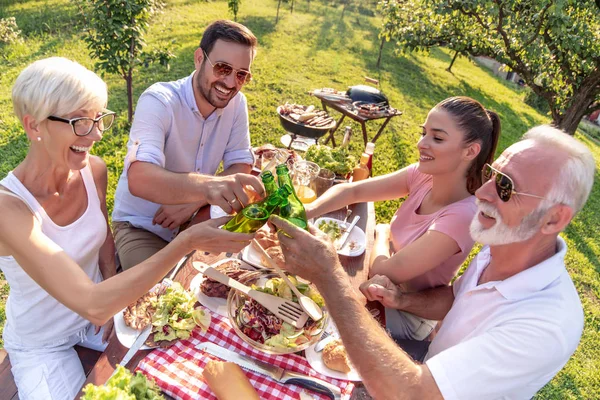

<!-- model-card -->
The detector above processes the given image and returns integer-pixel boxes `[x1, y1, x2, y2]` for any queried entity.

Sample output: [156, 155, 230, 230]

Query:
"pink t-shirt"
[389, 164, 477, 292]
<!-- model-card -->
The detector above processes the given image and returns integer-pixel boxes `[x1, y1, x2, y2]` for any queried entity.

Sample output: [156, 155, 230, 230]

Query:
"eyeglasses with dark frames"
[482, 163, 546, 202]
[203, 50, 252, 85]
[47, 111, 116, 137]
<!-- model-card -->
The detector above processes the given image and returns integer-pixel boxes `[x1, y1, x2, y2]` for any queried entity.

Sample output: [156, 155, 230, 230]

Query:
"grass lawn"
[1, 0, 599, 397]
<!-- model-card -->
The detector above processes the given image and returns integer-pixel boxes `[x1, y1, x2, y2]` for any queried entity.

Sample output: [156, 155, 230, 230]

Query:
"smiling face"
[194, 39, 253, 114]
[36, 108, 105, 171]
[470, 140, 566, 245]
[416, 107, 476, 176]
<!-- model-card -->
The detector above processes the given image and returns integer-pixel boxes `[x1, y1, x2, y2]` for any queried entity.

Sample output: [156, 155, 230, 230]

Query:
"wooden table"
[78, 201, 377, 399]
[319, 98, 402, 147]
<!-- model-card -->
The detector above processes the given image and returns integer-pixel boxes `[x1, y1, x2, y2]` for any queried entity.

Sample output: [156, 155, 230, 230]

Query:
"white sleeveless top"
[0, 165, 105, 349]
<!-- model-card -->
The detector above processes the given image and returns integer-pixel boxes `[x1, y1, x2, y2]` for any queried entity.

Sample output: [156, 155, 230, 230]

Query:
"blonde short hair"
[12, 57, 107, 124]
[523, 125, 596, 214]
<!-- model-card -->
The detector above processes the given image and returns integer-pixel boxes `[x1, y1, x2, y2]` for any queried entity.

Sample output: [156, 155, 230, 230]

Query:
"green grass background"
[1, 0, 599, 398]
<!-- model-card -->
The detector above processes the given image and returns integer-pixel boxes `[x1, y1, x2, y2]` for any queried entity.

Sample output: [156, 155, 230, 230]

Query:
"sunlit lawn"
[1, 0, 599, 397]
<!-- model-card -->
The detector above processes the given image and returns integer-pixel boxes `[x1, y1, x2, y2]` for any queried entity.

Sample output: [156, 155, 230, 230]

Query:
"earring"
[36, 137, 41, 142]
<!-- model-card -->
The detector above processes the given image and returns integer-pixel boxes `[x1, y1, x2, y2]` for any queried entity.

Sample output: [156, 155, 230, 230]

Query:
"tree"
[77, 0, 173, 123]
[379, 0, 600, 135]
[228, 0, 241, 21]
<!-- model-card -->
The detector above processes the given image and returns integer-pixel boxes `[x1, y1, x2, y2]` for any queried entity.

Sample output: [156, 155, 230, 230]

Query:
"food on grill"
[203, 361, 261, 400]
[352, 101, 394, 117]
[322, 339, 352, 373]
[279, 103, 335, 128]
[200, 260, 262, 299]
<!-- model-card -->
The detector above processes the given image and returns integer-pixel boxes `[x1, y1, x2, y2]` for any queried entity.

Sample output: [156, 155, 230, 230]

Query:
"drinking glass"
[291, 161, 320, 204]
[315, 168, 335, 197]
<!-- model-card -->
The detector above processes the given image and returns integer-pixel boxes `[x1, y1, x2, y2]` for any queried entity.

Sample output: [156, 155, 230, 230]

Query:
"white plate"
[240, 244, 271, 270]
[189, 258, 256, 318]
[114, 309, 154, 350]
[304, 321, 362, 381]
[314, 217, 366, 257]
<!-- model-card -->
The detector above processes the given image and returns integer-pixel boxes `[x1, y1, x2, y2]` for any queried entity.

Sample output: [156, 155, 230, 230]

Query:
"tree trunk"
[290, 0, 294, 13]
[126, 69, 133, 123]
[376, 37, 385, 68]
[553, 88, 597, 135]
[446, 51, 459, 72]
[341, 2, 347, 20]
[276, 0, 282, 23]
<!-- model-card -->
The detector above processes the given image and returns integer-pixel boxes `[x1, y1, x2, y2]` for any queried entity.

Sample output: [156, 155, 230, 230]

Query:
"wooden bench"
[0, 346, 102, 400]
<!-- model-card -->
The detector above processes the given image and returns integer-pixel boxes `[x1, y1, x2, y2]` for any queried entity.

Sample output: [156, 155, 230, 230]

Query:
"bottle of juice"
[222, 185, 292, 233]
[352, 153, 370, 182]
[275, 164, 309, 230]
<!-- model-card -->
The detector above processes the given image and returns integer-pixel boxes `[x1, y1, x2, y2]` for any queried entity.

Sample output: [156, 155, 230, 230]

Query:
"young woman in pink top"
[306, 96, 501, 340]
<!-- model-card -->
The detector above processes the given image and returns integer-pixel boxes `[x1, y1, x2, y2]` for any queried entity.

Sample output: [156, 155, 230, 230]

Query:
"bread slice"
[322, 339, 352, 373]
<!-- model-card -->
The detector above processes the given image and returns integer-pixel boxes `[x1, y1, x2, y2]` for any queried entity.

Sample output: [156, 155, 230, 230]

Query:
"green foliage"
[524, 88, 550, 115]
[1, 0, 600, 396]
[0, 17, 21, 45]
[378, 0, 600, 134]
[228, 0, 242, 21]
[76, 0, 173, 121]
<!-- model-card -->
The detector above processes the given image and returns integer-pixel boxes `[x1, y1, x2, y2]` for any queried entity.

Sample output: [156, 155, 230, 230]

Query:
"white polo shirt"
[112, 72, 254, 242]
[425, 236, 583, 400]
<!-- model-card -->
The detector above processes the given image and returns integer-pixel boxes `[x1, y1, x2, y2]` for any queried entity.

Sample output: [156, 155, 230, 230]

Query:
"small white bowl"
[314, 217, 366, 257]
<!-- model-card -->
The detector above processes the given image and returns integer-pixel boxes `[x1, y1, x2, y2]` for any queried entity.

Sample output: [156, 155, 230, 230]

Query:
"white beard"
[470, 201, 547, 246]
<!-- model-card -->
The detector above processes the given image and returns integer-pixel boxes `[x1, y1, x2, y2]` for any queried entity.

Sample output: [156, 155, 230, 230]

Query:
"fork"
[192, 261, 309, 329]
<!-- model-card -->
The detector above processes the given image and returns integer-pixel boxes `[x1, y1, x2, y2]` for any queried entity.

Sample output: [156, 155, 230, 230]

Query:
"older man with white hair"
[269, 125, 595, 400]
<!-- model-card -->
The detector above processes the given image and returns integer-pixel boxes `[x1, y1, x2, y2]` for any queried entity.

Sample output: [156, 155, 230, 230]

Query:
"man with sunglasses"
[112, 20, 261, 270]
[269, 125, 595, 399]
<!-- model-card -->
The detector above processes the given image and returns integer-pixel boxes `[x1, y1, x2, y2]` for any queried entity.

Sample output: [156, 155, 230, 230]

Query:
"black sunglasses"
[482, 163, 546, 202]
[48, 111, 116, 137]
[203, 50, 252, 85]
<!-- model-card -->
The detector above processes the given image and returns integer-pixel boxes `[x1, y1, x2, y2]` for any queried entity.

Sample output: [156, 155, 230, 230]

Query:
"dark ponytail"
[435, 97, 501, 194]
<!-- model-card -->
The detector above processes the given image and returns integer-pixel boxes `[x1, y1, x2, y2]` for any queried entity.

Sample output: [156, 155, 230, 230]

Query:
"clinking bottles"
[222, 184, 292, 233]
[275, 164, 309, 230]
[262, 170, 278, 197]
[351, 153, 370, 182]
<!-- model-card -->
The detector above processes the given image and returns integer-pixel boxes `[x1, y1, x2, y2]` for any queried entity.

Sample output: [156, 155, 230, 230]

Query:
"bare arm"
[270, 216, 443, 400]
[128, 161, 263, 214]
[0, 195, 254, 326]
[361, 274, 455, 321]
[305, 167, 411, 219]
[90, 156, 116, 280]
[370, 229, 461, 285]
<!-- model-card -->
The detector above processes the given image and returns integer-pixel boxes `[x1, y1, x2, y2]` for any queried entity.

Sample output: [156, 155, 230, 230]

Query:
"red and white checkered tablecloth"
[136, 306, 356, 400]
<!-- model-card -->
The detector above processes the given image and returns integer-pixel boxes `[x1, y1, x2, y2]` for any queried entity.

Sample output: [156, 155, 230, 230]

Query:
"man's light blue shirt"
[112, 72, 254, 241]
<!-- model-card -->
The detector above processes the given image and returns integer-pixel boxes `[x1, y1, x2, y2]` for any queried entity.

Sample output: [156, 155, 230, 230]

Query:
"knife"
[336, 215, 360, 250]
[108, 324, 152, 381]
[196, 342, 341, 400]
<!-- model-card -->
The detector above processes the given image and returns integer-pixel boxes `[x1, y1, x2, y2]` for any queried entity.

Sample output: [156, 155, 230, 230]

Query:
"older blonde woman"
[0, 57, 261, 399]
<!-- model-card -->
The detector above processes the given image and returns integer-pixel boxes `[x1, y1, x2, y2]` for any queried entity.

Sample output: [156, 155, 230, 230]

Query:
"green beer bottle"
[262, 171, 278, 196]
[222, 185, 292, 233]
[275, 164, 309, 230]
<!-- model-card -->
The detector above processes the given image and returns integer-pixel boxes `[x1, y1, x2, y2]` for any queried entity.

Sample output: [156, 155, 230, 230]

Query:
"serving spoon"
[252, 239, 324, 322]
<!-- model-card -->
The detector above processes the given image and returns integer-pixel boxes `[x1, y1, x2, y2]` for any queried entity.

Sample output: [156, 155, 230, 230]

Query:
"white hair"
[12, 57, 107, 124]
[523, 125, 595, 215]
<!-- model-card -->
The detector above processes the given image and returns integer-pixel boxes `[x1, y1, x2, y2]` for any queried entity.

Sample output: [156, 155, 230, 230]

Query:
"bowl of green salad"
[227, 272, 327, 355]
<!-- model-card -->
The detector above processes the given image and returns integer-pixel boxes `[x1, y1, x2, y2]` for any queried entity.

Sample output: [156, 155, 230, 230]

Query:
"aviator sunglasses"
[482, 163, 546, 202]
[203, 50, 252, 85]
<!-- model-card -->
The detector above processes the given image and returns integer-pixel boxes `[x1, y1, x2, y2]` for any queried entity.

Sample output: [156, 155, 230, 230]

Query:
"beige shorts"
[385, 308, 438, 341]
[112, 221, 168, 271]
